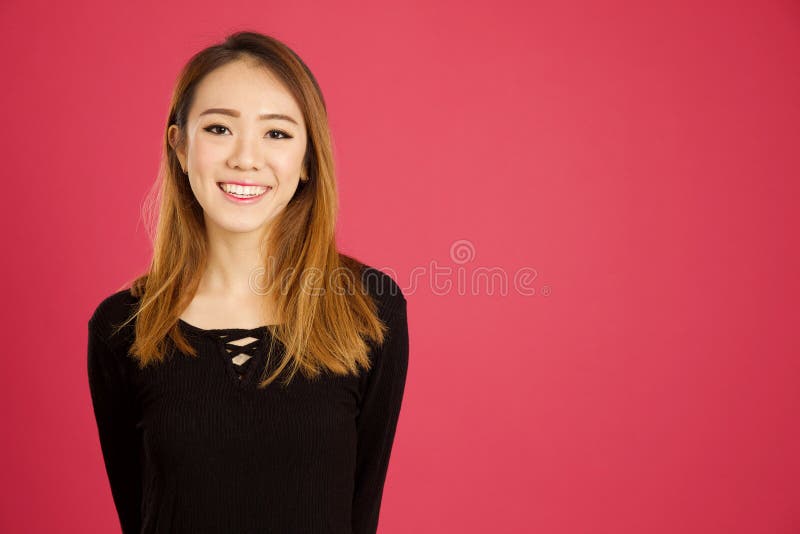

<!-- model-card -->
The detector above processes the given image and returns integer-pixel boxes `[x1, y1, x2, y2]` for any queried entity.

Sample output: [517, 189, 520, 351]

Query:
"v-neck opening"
[178, 318, 273, 388]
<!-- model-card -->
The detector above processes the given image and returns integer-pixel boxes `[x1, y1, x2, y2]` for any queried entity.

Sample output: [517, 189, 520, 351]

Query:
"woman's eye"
[268, 130, 292, 140]
[204, 124, 230, 135]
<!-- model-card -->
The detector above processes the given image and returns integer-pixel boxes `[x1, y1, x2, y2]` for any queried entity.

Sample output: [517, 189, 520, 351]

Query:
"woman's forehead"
[191, 61, 303, 124]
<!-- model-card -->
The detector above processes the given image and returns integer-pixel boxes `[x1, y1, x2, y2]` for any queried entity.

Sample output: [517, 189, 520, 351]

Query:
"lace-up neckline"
[178, 319, 275, 385]
[217, 330, 261, 379]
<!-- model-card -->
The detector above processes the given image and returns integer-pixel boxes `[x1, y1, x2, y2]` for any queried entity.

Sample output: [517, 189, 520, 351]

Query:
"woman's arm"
[352, 293, 410, 534]
[87, 315, 143, 534]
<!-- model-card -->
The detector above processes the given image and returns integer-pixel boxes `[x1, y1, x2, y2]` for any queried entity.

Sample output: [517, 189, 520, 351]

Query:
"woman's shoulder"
[349, 258, 406, 319]
[88, 286, 141, 348]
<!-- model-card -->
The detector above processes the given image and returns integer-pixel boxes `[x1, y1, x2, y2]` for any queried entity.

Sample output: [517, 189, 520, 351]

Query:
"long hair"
[113, 31, 388, 388]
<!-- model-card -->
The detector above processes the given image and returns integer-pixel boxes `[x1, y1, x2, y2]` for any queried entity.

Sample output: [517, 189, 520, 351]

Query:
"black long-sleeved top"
[87, 267, 409, 533]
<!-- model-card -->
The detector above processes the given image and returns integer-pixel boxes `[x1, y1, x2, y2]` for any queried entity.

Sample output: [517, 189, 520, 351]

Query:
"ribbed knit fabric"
[87, 266, 409, 534]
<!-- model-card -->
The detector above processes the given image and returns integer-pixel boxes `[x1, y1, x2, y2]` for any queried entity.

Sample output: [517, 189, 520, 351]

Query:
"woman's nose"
[228, 135, 263, 170]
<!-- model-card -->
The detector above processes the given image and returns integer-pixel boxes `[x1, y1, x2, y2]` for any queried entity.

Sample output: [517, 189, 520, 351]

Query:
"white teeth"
[219, 183, 269, 196]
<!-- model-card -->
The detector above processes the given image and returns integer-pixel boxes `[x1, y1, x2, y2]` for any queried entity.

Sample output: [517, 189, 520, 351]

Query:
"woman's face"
[169, 59, 308, 238]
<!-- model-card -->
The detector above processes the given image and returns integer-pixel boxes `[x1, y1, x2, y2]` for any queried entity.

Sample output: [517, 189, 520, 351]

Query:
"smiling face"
[168, 58, 308, 239]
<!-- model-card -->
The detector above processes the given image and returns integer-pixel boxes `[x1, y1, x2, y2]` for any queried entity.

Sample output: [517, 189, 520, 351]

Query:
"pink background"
[2, 1, 798, 533]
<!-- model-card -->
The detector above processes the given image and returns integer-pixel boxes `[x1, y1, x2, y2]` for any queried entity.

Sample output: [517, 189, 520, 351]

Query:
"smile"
[217, 182, 272, 203]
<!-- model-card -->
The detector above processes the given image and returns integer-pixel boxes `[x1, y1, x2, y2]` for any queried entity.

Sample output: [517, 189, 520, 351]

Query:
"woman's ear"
[167, 124, 187, 171]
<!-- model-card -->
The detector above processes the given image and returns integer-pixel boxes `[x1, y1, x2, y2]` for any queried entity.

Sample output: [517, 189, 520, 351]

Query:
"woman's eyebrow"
[199, 108, 299, 125]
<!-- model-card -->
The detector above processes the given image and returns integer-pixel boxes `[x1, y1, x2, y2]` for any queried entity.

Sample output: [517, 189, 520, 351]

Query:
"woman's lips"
[217, 182, 272, 204]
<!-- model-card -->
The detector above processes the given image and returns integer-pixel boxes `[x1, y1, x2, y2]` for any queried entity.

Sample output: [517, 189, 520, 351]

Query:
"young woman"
[87, 31, 409, 534]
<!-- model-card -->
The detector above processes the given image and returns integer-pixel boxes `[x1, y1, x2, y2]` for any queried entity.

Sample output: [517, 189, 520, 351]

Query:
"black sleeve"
[352, 294, 410, 534]
[87, 316, 143, 534]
